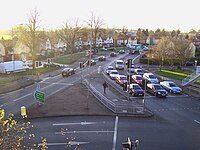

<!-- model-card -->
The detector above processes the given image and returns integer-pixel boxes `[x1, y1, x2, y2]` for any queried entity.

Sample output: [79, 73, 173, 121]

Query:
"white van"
[0, 61, 29, 74]
[115, 60, 125, 70]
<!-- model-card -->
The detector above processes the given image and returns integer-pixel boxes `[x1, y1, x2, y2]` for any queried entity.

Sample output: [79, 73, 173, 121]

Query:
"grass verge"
[156, 69, 200, 85]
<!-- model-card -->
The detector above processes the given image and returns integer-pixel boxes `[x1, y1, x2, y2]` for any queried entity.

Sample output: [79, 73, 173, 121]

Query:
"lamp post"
[195, 60, 197, 68]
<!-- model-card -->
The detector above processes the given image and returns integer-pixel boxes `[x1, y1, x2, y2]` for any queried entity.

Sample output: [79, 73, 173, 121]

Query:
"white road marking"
[53, 122, 96, 126]
[38, 141, 89, 146]
[13, 93, 32, 102]
[194, 120, 200, 125]
[55, 130, 114, 134]
[41, 82, 73, 86]
[112, 116, 119, 150]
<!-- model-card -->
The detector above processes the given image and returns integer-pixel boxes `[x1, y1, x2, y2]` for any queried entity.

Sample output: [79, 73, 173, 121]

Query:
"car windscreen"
[111, 71, 118, 74]
[108, 67, 114, 70]
[132, 85, 141, 89]
[137, 70, 143, 73]
[154, 85, 163, 90]
[117, 62, 124, 65]
[149, 75, 156, 79]
[169, 83, 177, 87]
[136, 76, 142, 80]
[120, 76, 127, 80]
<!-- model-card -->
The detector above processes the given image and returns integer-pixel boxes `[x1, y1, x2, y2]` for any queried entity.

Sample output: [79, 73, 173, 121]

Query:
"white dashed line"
[112, 116, 119, 150]
[194, 120, 200, 125]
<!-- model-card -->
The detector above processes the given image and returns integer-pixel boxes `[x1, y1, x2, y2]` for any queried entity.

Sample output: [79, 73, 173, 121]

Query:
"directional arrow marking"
[38, 141, 89, 146]
[52, 122, 97, 126]
[55, 130, 114, 134]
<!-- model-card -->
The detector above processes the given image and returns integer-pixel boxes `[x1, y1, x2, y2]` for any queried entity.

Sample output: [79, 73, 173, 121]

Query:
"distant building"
[0, 42, 5, 62]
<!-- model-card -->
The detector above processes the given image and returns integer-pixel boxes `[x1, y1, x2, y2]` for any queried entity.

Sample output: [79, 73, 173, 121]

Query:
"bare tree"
[87, 12, 103, 54]
[14, 8, 42, 68]
[57, 19, 81, 59]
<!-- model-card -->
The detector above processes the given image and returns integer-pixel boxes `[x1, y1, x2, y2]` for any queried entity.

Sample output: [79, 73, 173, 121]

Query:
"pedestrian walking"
[103, 82, 108, 94]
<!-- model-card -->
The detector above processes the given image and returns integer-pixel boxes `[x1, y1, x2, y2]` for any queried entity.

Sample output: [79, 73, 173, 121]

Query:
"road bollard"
[21, 106, 27, 118]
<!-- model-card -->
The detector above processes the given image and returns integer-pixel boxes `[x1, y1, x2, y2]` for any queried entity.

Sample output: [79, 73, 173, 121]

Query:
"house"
[14, 41, 31, 61]
[0, 42, 5, 62]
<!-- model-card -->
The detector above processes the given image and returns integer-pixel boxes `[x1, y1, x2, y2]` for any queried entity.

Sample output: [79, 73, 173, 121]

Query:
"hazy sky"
[0, 0, 199, 32]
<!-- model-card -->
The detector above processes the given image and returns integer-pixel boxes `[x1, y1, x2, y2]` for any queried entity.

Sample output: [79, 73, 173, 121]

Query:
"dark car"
[86, 59, 97, 66]
[118, 50, 125, 54]
[62, 67, 75, 77]
[185, 61, 194, 66]
[110, 52, 117, 57]
[98, 56, 106, 61]
[128, 83, 144, 97]
[146, 83, 168, 97]
[43, 62, 62, 68]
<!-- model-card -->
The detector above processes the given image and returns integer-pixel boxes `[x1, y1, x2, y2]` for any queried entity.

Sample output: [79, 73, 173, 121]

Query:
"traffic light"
[127, 59, 132, 68]
[127, 75, 131, 83]
[47, 58, 51, 64]
[80, 62, 84, 68]
[122, 137, 132, 150]
[123, 82, 128, 91]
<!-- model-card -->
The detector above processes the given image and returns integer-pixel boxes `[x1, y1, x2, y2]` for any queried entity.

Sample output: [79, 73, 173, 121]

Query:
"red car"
[131, 75, 143, 85]
[115, 75, 127, 86]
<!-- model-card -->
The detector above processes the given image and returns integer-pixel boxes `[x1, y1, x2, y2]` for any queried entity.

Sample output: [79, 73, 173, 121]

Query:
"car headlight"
[157, 92, 161, 94]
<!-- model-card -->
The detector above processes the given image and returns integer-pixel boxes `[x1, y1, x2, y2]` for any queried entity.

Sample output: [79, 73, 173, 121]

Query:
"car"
[128, 83, 144, 97]
[134, 68, 144, 76]
[107, 47, 116, 50]
[62, 67, 75, 77]
[99, 47, 108, 51]
[86, 59, 97, 66]
[143, 73, 159, 83]
[115, 75, 127, 86]
[43, 62, 62, 68]
[146, 83, 168, 97]
[185, 61, 195, 66]
[115, 60, 125, 70]
[106, 66, 114, 75]
[131, 75, 143, 85]
[160, 81, 182, 94]
[109, 70, 119, 80]
[110, 52, 117, 57]
[24, 60, 33, 68]
[118, 50, 125, 54]
[98, 56, 106, 61]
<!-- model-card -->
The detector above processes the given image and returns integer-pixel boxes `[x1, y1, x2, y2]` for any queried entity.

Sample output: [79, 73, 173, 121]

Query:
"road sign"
[34, 91, 45, 104]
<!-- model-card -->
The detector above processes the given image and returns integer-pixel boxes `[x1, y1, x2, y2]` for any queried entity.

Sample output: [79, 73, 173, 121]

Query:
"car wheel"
[62, 72, 67, 77]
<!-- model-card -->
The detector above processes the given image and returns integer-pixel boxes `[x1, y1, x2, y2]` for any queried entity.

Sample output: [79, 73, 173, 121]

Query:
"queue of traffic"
[106, 58, 182, 98]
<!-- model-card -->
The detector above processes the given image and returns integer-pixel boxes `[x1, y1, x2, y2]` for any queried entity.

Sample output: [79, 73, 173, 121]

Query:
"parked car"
[98, 56, 106, 61]
[185, 61, 195, 66]
[110, 52, 117, 57]
[134, 68, 144, 76]
[160, 81, 182, 94]
[106, 66, 114, 75]
[109, 70, 119, 80]
[43, 62, 62, 68]
[146, 83, 168, 97]
[118, 50, 125, 54]
[131, 75, 143, 85]
[143, 73, 159, 83]
[115, 60, 125, 70]
[107, 47, 116, 50]
[115, 75, 127, 86]
[128, 83, 144, 97]
[99, 47, 108, 51]
[62, 67, 75, 77]
[24, 60, 33, 68]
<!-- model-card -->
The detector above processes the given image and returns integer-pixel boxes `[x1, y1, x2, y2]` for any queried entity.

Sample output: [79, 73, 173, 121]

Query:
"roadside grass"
[16, 67, 59, 75]
[0, 78, 13, 85]
[52, 52, 85, 64]
[157, 69, 200, 85]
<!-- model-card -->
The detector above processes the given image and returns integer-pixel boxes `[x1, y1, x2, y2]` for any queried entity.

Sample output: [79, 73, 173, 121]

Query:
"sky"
[0, 0, 200, 32]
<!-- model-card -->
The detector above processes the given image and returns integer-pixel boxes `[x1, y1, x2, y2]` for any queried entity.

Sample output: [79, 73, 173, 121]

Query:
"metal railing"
[182, 71, 200, 86]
